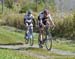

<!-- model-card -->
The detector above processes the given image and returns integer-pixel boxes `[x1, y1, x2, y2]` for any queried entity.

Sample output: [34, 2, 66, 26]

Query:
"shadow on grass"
[0, 43, 23, 45]
[0, 43, 41, 51]
[15, 46, 40, 51]
[25, 47, 41, 51]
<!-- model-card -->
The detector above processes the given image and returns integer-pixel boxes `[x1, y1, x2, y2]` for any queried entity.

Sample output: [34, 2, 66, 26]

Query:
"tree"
[5, 0, 14, 8]
[35, 0, 38, 11]
[2, 0, 4, 13]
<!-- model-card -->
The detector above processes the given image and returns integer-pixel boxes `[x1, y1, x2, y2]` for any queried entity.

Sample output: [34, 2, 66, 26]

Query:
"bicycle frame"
[27, 25, 33, 39]
[38, 25, 52, 50]
[25, 24, 34, 46]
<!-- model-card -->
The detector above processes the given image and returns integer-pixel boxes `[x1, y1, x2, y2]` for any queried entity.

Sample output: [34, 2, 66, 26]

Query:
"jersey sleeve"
[24, 15, 27, 24]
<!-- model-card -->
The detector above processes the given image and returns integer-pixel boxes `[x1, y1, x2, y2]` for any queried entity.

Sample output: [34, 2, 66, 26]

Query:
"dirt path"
[19, 50, 50, 59]
[0, 44, 75, 56]
[0, 44, 50, 59]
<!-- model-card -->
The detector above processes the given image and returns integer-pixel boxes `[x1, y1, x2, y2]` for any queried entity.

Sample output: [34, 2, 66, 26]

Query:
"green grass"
[0, 4, 8, 13]
[0, 26, 75, 59]
[24, 47, 75, 59]
[53, 39, 75, 52]
[0, 26, 25, 44]
[0, 26, 75, 52]
[0, 49, 75, 59]
[0, 5, 1, 9]
[0, 26, 38, 44]
[0, 4, 2, 13]
[0, 49, 39, 59]
[25, 47, 61, 56]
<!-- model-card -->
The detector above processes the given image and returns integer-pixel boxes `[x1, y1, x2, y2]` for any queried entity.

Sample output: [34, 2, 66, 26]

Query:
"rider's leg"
[39, 27, 44, 48]
[39, 27, 44, 41]
[30, 24, 33, 39]
[45, 24, 52, 39]
[25, 23, 29, 44]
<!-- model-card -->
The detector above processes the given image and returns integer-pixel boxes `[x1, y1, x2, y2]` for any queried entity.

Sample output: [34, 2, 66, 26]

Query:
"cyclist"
[24, 10, 35, 44]
[38, 9, 55, 48]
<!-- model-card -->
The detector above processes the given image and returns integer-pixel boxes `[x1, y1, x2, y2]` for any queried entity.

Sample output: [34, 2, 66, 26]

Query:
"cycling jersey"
[24, 14, 34, 26]
[38, 11, 52, 27]
[24, 13, 34, 40]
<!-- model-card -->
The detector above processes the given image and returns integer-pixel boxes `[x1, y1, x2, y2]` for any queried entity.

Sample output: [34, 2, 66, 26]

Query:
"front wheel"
[45, 33, 52, 51]
[29, 34, 34, 46]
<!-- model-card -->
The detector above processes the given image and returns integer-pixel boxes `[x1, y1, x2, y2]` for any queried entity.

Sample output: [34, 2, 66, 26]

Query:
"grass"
[0, 4, 8, 13]
[0, 26, 25, 44]
[25, 47, 61, 56]
[0, 26, 75, 59]
[0, 49, 75, 59]
[0, 4, 2, 14]
[53, 39, 75, 52]
[24, 47, 75, 59]
[0, 4, 2, 11]
[0, 49, 39, 59]
[0, 26, 38, 44]
[0, 26, 75, 52]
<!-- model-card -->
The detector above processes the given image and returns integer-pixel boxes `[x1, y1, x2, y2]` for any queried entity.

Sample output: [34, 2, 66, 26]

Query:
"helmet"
[28, 10, 32, 14]
[43, 9, 49, 15]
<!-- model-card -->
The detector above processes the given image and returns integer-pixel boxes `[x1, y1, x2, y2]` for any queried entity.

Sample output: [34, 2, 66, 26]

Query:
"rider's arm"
[24, 15, 27, 25]
[33, 18, 36, 26]
[48, 14, 55, 26]
[32, 15, 36, 26]
[24, 18, 26, 25]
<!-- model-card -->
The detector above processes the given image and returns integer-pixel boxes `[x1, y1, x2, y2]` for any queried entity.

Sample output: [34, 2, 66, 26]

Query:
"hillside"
[0, 26, 75, 59]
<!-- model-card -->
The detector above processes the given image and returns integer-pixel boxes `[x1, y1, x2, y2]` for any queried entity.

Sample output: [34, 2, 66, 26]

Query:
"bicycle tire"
[29, 34, 34, 46]
[25, 34, 29, 44]
[45, 32, 52, 51]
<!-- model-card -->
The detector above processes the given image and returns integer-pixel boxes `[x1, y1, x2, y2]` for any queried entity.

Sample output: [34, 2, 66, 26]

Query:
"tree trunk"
[2, 0, 4, 13]
[36, 0, 38, 12]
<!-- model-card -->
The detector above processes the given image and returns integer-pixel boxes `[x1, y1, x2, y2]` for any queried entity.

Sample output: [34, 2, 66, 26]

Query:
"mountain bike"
[25, 25, 34, 46]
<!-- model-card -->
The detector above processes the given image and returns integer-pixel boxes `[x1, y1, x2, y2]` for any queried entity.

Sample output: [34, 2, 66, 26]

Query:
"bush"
[19, 3, 36, 13]
[19, 2, 49, 13]
[4, 0, 14, 9]
[4, 14, 25, 29]
[1, 12, 75, 40]
[52, 14, 75, 40]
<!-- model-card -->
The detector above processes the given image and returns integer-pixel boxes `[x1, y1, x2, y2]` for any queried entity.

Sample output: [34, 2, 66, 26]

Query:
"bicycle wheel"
[29, 34, 34, 46]
[25, 33, 29, 44]
[45, 32, 52, 51]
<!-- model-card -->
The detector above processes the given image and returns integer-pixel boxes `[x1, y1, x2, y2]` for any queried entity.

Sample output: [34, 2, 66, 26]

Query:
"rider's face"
[44, 13, 48, 17]
[28, 14, 31, 16]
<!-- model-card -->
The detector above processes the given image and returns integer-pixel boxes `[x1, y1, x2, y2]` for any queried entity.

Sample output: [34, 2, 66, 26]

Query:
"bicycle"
[38, 24, 53, 51]
[25, 24, 34, 46]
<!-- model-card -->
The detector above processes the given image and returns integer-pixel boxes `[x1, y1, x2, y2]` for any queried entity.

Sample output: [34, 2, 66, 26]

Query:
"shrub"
[19, 3, 36, 13]
[4, 13, 25, 29]
[4, 0, 14, 9]
[52, 14, 75, 40]
[1, 12, 75, 40]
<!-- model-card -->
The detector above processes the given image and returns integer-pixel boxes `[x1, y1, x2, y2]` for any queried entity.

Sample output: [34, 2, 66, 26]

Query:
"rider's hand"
[53, 24, 55, 28]
[42, 24, 45, 28]
[51, 24, 55, 30]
